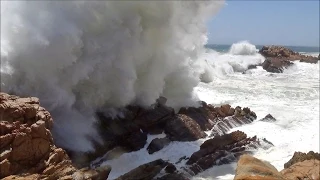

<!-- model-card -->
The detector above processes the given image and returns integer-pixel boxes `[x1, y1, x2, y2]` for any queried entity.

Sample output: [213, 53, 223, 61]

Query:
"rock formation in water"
[259, 45, 318, 73]
[0, 92, 267, 179]
[85, 100, 258, 168]
[234, 152, 320, 180]
[0, 92, 111, 180]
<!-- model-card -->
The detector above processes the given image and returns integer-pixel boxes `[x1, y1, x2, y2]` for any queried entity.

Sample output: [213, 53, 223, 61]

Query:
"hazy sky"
[207, 1, 320, 47]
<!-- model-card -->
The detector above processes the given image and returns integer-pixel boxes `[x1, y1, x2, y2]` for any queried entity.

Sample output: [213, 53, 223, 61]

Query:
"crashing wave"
[0, 1, 224, 151]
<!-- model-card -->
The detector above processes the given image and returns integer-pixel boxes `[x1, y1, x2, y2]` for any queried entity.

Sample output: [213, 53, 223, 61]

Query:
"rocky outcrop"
[281, 159, 319, 180]
[147, 137, 171, 154]
[259, 46, 318, 73]
[283, 151, 320, 168]
[259, 46, 318, 63]
[186, 131, 272, 175]
[234, 154, 285, 180]
[260, 114, 277, 122]
[114, 159, 168, 180]
[234, 152, 320, 180]
[0, 92, 111, 180]
[89, 101, 258, 160]
[114, 159, 190, 180]
[262, 58, 293, 73]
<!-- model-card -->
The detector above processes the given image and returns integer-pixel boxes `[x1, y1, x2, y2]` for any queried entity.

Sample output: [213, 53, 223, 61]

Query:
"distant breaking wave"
[0, 1, 224, 151]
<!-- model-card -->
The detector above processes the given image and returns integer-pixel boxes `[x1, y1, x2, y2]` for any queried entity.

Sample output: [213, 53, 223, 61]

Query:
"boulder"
[234, 152, 320, 180]
[0, 92, 110, 179]
[147, 137, 171, 154]
[260, 114, 276, 122]
[259, 45, 318, 63]
[262, 58, 293, 73]
[259, 45, 318, 73]
[186, 131, 268, 175]
[281, 159, 320, 180]
[234, 154, 285, 180]
[283, 151, 320, 168]
[114, 159, 168, 180]
[165, 114, 207, 141]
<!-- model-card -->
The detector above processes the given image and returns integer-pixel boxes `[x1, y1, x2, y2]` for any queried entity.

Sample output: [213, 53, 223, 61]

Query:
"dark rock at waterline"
[259, 45, 318, 73]
[114, 159, 168, 180]
[248, 64, 259, 70]
[300, 58, 318, 64]
[284, 151, 320, 168]
[260, 114, 277, 122]
[262, 58, 293, 73]
[186, 131, 271, 175]
[165, 163, 177, 173]
[147, 137, 171, 154]
[78, 100, 259, 166]
[165, 114, 207, 141]
[259, 45, 318, 62]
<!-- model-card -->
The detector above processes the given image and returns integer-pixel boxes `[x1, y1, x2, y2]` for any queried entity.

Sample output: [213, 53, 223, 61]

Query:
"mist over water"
[0, 1, 224, 151]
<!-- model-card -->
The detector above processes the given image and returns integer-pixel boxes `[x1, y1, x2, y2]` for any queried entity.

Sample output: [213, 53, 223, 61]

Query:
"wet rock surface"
[259, 46, 318, 73]
[260, 114, 277, 122]
[234, 152, 320, 180]
[0, 92, 111, 180]
[186, 131, 268, 175]
[283, 151, 320, 168]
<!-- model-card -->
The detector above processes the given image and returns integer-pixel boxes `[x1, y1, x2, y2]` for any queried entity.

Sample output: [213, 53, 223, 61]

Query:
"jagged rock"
[259, 46, 318, 73]
[281, 159, 320, 180]
[234, 153, 320, 180]
[259, 46, 318, 62]
[186, 131, 265, 175]
[115, 159, 168, 180]
[165, 114, 207, 141]
[283, 151, 320, 168]
[0, 92, 110, 180]
[165, 163, 177, 173]
[262, 58, 293, 73]
[234, 154, 285, 180]
[260, 114, 276, 122]
[147, 137, 171, 154]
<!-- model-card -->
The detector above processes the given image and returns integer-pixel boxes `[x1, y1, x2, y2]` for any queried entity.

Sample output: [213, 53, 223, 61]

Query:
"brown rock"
[281, 159, 320, 180]
[234, 154, 285, 180]
[0, 92, 111, 180]
[259, 46, 318, 73]
[115, 159, 168, 180]
[186, 131, 266, 175]
[260, 114, 277, 122]
[165, 114, 207, 141]
[147, 137, 171, 154]
[284, 151, 320, 168]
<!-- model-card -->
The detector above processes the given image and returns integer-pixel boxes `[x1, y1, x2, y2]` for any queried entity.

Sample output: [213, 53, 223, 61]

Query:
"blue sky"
[207, 1, 320, 47]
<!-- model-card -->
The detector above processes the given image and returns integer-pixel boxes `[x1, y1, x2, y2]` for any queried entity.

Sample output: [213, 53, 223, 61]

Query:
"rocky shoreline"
[1, 92, 319, 180]
[254, 45, 319, 73]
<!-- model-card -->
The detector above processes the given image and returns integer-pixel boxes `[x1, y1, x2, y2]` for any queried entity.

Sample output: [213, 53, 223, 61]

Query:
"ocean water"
[1, 1, 319, 179]
[101, 41, 320, 179]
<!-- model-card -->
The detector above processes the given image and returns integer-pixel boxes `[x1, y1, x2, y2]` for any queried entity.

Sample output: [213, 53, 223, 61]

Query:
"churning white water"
[97, 43, 319, 179]
[0, 1, 223, 151]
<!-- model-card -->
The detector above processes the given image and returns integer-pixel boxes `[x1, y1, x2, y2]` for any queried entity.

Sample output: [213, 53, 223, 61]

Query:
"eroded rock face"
[0, 92, 110, 180]
[234, 154, 285, 180]
[259, 46, 318, 73]
[234, 152, 320, 180]
[114, 159, 168, 180]
[186, 131, 270, 175]
[261, 58, 293, 73]
[259, 46, 318, 63]
[281, 159, 320, 180]
[283, 151, 320, 168]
